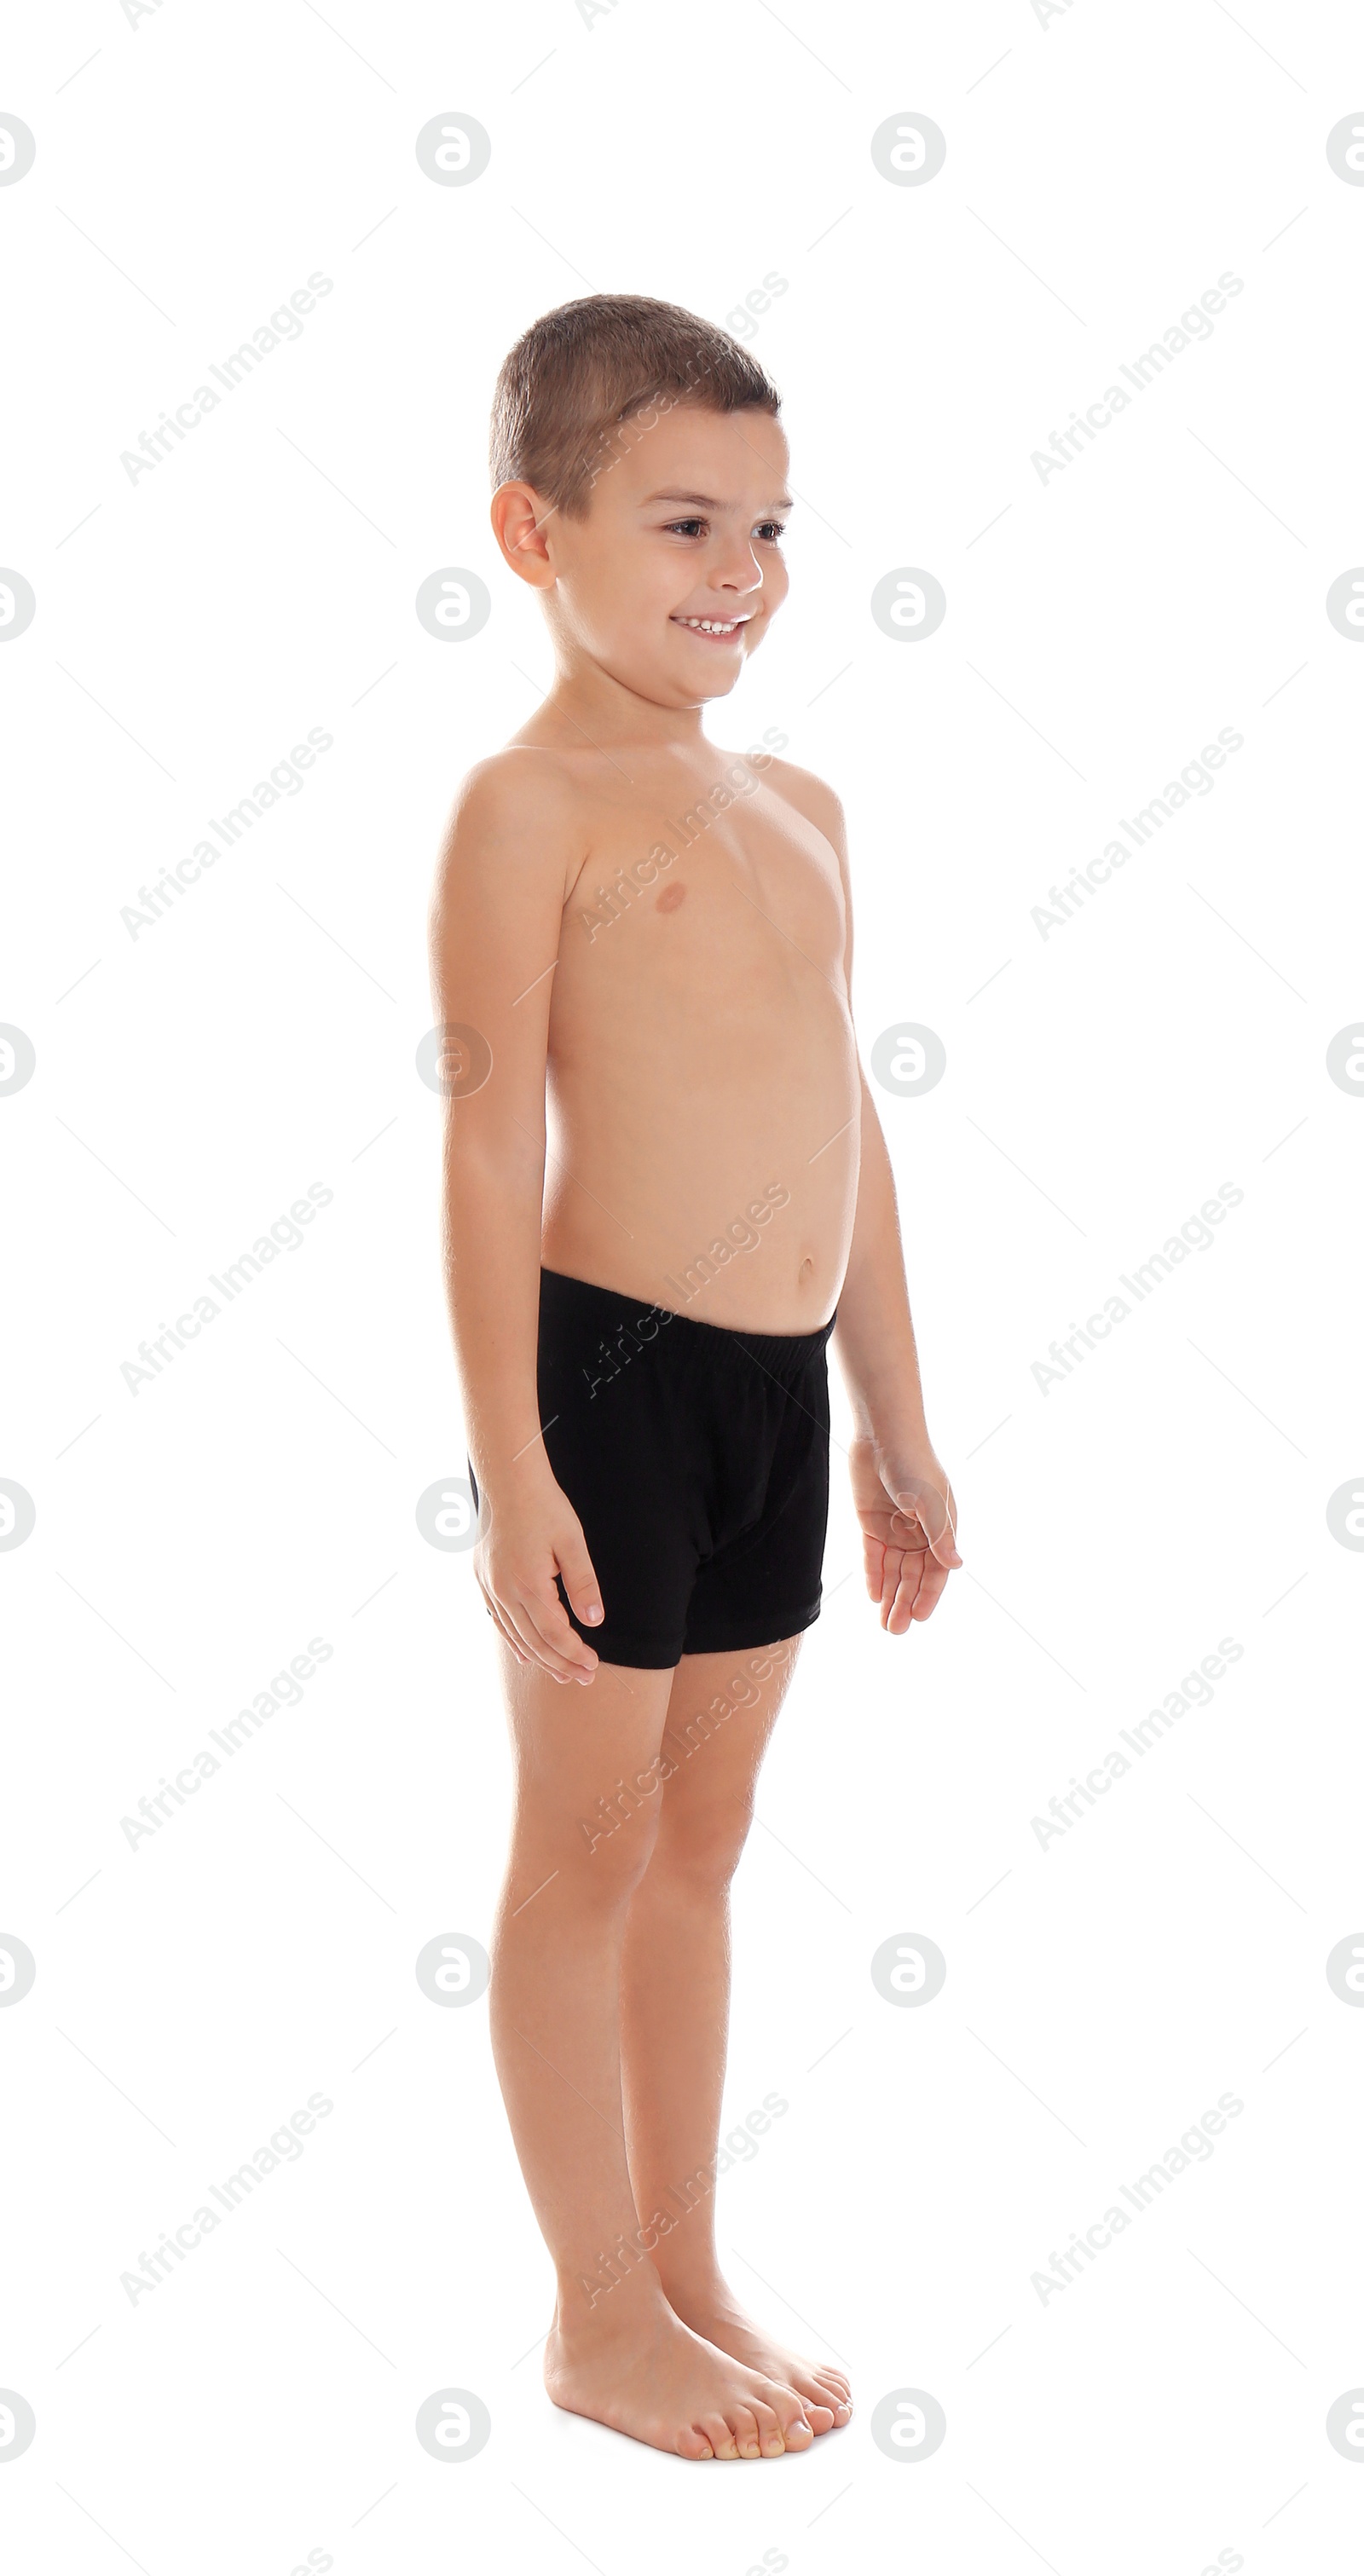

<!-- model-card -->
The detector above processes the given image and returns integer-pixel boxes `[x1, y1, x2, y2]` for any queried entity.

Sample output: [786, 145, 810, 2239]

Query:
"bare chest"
[558, 771, 847, 1013]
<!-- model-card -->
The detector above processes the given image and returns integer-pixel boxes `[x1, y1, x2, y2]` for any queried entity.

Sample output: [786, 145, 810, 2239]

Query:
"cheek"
[760, 557, 789, 617]
[568, 581, 656, 669]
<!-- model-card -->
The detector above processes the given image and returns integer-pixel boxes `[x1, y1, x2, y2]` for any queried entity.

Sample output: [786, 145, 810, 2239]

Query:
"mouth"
[670, 614, 753, 643]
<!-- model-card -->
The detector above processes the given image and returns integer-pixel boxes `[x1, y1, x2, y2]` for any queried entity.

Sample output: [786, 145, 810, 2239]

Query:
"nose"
[710, 523, 766, 594]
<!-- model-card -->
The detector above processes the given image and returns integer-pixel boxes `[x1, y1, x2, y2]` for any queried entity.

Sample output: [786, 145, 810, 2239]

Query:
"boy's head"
[488, 293, 790, 711]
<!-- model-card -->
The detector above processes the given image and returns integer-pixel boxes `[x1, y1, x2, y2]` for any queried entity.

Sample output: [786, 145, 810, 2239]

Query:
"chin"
[672, 658, 746, 705]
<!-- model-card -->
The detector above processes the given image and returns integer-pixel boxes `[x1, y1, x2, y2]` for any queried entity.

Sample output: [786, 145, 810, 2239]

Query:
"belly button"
[798, 1256, 813, 1277]
[655, 881, 686, 913]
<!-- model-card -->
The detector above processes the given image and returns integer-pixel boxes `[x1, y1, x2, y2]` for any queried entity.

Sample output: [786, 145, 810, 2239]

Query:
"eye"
[663, 517, 708, 540]
[754, 520, 787, 543]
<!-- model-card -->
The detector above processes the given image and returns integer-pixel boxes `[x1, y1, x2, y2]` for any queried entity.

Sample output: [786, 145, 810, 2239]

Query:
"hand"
[474, 1473, 605, 1684]
[849, 1435, 961, 1633]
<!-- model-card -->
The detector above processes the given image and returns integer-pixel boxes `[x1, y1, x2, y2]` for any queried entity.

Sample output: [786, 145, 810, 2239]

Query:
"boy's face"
[535, 402, 791, 709]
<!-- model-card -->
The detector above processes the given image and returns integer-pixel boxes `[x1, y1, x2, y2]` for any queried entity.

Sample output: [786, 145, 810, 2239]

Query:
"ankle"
[553, 2250, 668, 2345]
[653, 2262, 731, 2313]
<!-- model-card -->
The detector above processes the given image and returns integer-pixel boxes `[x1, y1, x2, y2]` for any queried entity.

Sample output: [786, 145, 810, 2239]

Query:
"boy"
[431, 295, 960, 2463]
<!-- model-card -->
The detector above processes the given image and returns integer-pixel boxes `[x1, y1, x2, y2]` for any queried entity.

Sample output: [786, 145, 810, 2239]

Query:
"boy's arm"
[429, 754, 604, 1683]
[835, 1065, 962, 1628]
[771, 760, 961, 1632]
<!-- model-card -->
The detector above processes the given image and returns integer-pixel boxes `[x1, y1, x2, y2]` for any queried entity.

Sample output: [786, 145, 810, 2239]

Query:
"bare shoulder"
[441, 743, 585, 847]
[434, 744, 588, 907]
[758, 753, 848, 858]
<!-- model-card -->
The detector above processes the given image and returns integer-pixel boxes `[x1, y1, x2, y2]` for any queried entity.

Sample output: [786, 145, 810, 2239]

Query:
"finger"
[486, 1583, 575, 1678]
[862, 1533, 887, 1602]
[928, 1502, 963, 1568]
[554, 1528, 606, 1634]
[900, 1480, 962, 1568]
[491, 1611, 532, 1666]
[909, 1557, 951, 1620]
[477, 1580, 531, 1665]
[502, 1592, 595, 1684]
[884, 1550, 926, 1634]
[517, 1583, 602, 1682]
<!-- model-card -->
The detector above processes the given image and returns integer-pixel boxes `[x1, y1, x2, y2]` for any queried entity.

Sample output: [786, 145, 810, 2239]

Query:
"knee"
[558, 1788, 663, 1907]
[652, 1799, 754, 1893]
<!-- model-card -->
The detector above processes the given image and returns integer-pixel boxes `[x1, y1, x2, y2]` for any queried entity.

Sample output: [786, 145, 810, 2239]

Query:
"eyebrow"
[642, 489, 795, 511]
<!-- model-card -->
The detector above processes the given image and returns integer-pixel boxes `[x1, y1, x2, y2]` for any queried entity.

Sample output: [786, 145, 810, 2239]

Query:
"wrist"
[852, 1411, 931, 1458]
[469, 1441, 561, 1511]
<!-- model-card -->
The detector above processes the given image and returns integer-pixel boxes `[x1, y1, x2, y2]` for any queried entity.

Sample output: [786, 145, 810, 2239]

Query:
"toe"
[697, 2412, 740, 2461]
[747, 2398, 786, 2458]
[728, 2405, 763, 2461]
[678, 2426, 714, 2460]
[763, 2385, 813, 2449]
[789, 2371, 835, 2430]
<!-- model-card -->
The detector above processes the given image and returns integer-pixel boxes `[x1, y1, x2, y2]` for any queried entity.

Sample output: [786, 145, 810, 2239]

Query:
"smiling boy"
[431, 294, 960, 2463]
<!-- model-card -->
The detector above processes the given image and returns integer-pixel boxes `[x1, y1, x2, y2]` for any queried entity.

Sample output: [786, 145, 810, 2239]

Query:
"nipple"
[655, 882, 687, 913]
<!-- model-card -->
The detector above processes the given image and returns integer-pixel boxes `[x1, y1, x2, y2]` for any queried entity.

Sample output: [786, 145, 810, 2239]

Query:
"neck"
[523, 659, 709, 754]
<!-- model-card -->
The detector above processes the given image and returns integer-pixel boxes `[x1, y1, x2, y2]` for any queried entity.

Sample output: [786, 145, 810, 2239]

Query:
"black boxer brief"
[468, 1267, 835, 1669]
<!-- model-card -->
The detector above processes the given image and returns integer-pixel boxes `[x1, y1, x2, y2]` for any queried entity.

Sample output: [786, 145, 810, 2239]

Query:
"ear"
[490, 480, 558, 590]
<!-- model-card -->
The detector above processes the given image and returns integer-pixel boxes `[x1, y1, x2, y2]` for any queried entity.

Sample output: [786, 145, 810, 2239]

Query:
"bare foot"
[661, 2282, 852, 2433]
[545, 2279, 817, 2461]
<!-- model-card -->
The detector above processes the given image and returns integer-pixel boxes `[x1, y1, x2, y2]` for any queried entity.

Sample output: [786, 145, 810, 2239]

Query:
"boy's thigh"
[501, 1645, 679, 1825]
[658, 1636, 804, 1822]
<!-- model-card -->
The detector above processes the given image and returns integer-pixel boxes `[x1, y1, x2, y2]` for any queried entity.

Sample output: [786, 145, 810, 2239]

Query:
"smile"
[671, 615, 751, 638]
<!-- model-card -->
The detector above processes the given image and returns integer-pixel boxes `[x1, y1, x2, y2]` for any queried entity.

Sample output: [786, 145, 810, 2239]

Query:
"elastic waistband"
[540, 1267, 835, 1374]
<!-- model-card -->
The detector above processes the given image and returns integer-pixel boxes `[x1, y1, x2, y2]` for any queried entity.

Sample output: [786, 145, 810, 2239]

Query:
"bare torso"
[529, 737, 859, 1333]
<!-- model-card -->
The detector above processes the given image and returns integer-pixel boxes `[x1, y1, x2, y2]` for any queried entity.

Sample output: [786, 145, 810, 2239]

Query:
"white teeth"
[676, 616, 741, 633]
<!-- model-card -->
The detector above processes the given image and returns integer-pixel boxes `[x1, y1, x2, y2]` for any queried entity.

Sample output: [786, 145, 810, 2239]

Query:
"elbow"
[442, 1118, 545, 1196]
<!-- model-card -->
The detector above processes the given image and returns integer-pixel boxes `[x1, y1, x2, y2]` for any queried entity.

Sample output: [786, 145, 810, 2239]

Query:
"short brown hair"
[489, 292, 781, 520]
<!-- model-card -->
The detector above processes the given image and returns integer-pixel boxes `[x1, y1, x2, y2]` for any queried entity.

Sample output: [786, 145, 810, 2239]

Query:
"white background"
[3, 1, 1362, 2568]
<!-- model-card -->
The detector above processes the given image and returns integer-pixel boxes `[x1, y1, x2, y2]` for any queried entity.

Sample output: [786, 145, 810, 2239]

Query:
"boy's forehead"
[616, 403, 790, 508]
